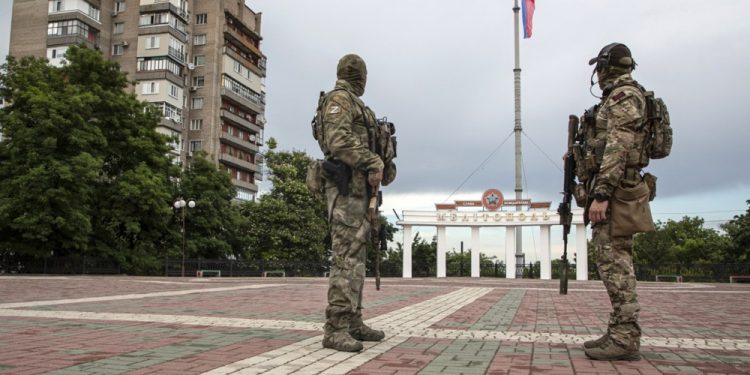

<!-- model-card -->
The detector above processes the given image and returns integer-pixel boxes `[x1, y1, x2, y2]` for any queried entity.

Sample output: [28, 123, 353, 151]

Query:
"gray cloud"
[255, 0, 750, 202]
[2, 0, 748, 204]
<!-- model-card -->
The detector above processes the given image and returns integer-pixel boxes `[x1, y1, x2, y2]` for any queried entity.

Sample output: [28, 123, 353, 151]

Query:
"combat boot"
[583, 333, 609, 349]
[350, 324, 385, 342]
[584, 338, 640, 361]
[322, 331, 363, 352]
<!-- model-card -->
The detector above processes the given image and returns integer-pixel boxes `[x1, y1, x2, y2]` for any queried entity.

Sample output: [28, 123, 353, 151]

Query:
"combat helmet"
[589, 43, 636, 72]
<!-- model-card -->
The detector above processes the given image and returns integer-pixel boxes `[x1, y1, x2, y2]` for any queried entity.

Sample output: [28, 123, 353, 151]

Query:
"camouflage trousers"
[592, 219, 641, 350]
[324, 191, 371, 335]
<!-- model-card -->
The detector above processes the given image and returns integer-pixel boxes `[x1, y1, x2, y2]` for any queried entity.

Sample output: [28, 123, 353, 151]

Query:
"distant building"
[9, 0, 267, 201]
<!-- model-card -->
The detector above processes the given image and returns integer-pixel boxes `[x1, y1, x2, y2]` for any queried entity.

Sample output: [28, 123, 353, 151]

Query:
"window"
[158, 102, 182, 124]
[222, 75, 262, 105]
[87, 3, 100, 21]
[193, 55, 205, 66]
[50, 48, 58, 58]
[196, 13, 207, 25]
[233, 60, 241, 74]
[114, 1, 126, 13]
[167, 37, 185, 62]
[113, 22, 124, 34]
[52, 0, 63, 12]
[142, 81, 159, 94]
[191, 97, 204, 109]
[145, 36, 160, 49]
[112, 44, 124, 56]
[190, 141, 202, 152]
[193, 34, 206, 45]
[137, 57, 181, 76]
[169, 84, 178, 98]
[190, 119, 202, 131]
[140, 12, 170, 26]
[48, 20, 99, 45]
[192, 76, 205, 87]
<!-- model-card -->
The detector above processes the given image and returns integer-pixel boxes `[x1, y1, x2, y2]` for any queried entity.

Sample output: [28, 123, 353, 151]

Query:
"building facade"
[9, 0, 267, 201]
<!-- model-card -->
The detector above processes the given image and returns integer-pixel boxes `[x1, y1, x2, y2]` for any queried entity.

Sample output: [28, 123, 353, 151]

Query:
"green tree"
[240, 138, 328, 265]
[633, 216, 728, 267]
[446, 247, 471, 277]
[177, 153, 247, 259]
[721, 200, 750, 263]
[0, 46, 178, 273]
[365, 214, 399, 276]
[411, 233, 437, 277]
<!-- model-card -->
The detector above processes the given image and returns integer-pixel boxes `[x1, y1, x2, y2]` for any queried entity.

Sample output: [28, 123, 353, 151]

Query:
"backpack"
[643, 91, 672, 159]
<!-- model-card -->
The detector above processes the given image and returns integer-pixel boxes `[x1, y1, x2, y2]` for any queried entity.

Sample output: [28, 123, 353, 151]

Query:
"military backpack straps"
[642, 90, 672, 159]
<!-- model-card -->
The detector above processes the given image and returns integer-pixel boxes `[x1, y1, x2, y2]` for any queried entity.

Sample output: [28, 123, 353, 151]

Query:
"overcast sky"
[2, 0, 750, 262]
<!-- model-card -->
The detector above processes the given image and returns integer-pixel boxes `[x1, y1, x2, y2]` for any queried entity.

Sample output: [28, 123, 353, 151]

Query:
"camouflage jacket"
[593, 74, 647, 197]
[320, 80, 384, 198]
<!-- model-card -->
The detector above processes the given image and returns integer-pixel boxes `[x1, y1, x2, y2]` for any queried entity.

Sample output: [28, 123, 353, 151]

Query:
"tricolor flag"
[522, 0, 536, 39]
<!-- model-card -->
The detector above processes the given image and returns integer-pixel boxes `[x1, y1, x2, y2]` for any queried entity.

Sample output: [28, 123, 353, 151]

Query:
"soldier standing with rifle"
[563, 43, 671, 361]
[309, 54, 397, 352]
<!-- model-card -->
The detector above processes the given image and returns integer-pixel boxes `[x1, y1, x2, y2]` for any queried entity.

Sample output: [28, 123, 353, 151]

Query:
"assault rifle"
[557, 115, 579, 295]
[369, 184, 383, 290]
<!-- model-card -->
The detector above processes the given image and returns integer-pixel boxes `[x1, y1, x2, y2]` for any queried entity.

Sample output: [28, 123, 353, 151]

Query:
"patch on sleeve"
[611, 92, 626, 102]
[328, 105, 341, 114]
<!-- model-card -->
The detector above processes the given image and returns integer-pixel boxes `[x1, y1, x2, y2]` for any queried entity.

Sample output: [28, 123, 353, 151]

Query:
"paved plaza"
[0, 276, 749, 374]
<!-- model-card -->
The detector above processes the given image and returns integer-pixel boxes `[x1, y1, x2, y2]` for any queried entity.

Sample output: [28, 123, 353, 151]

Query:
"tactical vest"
[575, 82, 650, 184]
[313, 90, 372, 152]
[312, 89, 395, 169]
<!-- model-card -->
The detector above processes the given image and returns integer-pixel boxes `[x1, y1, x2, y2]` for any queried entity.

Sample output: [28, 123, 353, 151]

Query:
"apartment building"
[9, 0, 267, 201]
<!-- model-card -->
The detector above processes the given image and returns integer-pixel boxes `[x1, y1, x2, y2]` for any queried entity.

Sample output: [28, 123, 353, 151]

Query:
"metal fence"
[0, 255, 121, 275]
[2, 255, 749, 283]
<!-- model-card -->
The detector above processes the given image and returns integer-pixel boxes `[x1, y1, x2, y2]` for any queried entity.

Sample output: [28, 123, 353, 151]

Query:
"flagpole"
[512, 0, 524, 278]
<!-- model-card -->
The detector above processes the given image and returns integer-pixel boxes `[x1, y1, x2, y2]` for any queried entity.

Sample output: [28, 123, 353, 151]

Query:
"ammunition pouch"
[323, 160, 352, 197]
[306, 159, 326, 195]
[643, 172, 657, 201]
[610, 179, 655, 237]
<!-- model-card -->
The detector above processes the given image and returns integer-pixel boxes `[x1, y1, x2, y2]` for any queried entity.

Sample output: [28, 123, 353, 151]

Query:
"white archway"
[397, 206, 587, 280]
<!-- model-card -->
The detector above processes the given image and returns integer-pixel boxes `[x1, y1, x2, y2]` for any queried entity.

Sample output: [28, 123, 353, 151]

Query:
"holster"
[323, 160, 352, 197]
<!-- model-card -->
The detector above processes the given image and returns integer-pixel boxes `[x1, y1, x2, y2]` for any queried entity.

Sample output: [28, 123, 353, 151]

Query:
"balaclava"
[337, 54, 367, 97]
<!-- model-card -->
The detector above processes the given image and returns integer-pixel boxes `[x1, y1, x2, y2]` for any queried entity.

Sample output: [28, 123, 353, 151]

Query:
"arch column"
[437, 225, 447, 278]
[576, 224, 588, 281]
[505, 226, 516, 279]
[402, 225, 413, 278]
[540, 225, 551, 280]
[471, 226, 480, 277]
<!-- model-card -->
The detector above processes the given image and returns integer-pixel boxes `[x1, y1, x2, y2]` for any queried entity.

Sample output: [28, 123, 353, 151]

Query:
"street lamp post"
[173, 198, 196, 277]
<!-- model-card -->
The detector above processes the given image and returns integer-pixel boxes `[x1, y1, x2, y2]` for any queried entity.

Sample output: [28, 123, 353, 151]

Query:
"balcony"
[48, 10, 101, 26]
[220, 109, 262, 133]
[139, 2, 188, 22]
[223, 46, 264, 78]
[232, 179, 258, 193]
[220, 132, 259, 154]
[219, 153, 261, 174]
[47, 34, 100, 49]
[221, 88, 263, 115]
[157, 116, 182, 132]
[135, 71, 183, 87]
[167, 47, 186, 65]
[136, 58, 183, 85]
[138, 25, 187, 43]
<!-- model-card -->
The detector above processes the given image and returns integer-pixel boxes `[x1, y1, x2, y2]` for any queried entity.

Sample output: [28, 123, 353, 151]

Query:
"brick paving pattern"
[0, 276, 749, 374]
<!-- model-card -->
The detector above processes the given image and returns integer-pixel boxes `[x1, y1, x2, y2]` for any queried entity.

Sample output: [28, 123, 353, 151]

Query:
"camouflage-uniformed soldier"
[317, 54, 391, 352]
[580, 43, 655, 361]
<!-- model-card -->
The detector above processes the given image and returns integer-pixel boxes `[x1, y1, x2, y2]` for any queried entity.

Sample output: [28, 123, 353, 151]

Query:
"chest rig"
[574, 82, 651, 186]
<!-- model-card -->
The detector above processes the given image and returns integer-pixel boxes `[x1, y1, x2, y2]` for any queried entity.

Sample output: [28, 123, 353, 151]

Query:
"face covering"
[337, 54, 367, 97]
